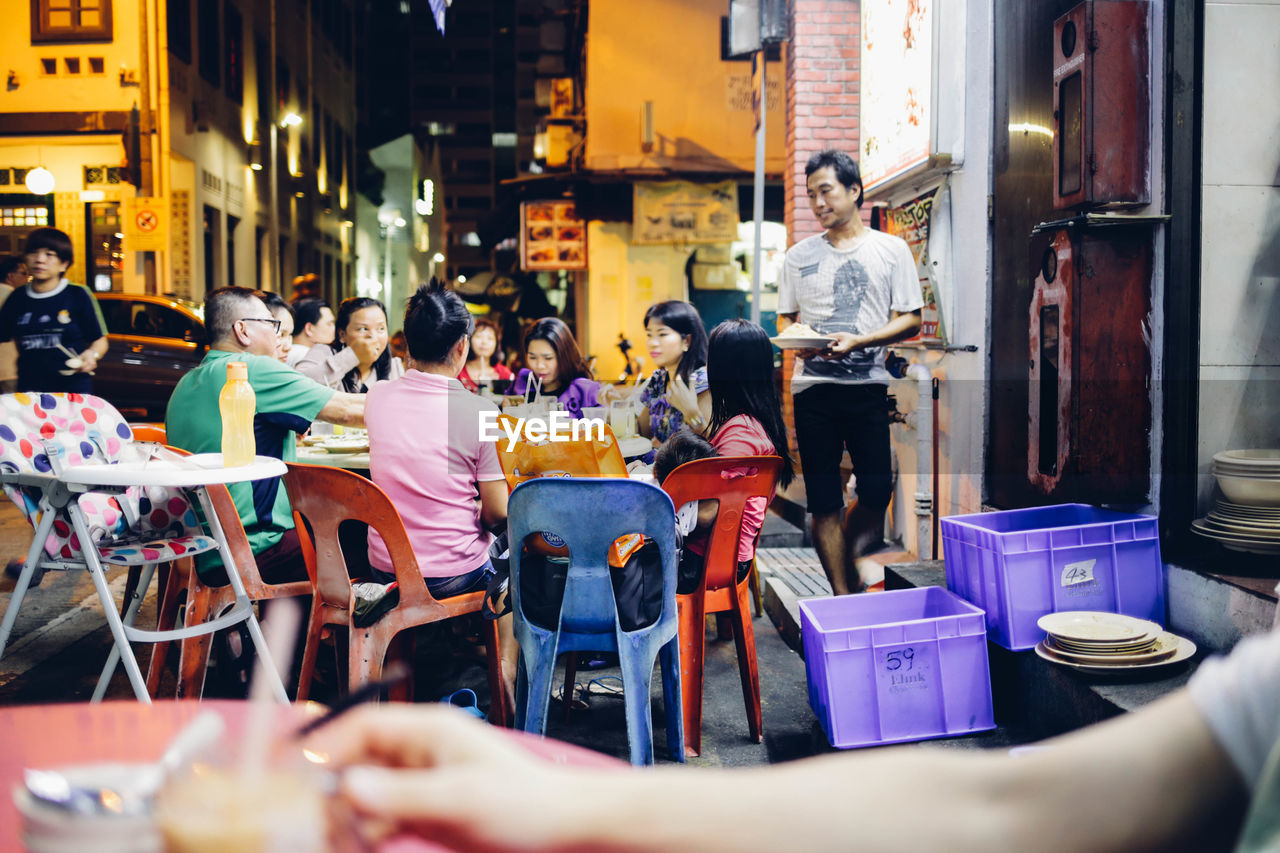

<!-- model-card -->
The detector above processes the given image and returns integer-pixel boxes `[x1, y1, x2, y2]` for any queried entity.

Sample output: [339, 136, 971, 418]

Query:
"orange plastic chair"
[661, 455, 781, 757]
[283, 462, 509, 725]
[127, 423, 167, 443]
[144, 447, 313, 698]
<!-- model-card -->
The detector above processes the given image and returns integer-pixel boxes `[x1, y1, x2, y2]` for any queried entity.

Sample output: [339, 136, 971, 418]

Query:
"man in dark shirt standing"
[0, 228, 107, 394]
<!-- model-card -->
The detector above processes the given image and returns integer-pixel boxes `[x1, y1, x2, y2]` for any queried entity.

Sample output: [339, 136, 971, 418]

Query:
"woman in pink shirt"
[364, 282, 516, 702]
[677, 319, 794, 593]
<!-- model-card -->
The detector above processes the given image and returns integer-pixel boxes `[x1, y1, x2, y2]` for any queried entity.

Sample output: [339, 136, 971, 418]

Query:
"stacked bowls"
[1192, 450, 1280, 554]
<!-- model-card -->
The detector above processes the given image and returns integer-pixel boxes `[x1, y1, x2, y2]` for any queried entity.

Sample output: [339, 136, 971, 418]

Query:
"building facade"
[0, 0, 358, 302]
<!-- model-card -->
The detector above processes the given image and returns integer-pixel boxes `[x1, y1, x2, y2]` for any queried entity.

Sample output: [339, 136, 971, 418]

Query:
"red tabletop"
[0, 700, 623, 850]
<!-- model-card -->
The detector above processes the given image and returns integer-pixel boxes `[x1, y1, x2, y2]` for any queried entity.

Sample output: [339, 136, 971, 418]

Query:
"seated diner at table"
[256, 290, 295, 364]
[507, 317, 599, 419]
[363, 281, 518, 705]
[295, 296, 405, 392]
[287, 297, 336, 367]
[458, 317, 514, 393]
[674, 319, 794, 594]
[167, 286, 366, 586]
[634, 300, 712, 444]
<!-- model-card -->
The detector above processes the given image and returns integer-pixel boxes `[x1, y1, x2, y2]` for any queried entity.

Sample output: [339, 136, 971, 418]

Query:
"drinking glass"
[609, 401, 637, 438]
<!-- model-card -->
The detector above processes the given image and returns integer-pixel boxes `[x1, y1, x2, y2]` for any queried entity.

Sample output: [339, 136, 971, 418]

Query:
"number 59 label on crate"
[874, 642, 943, 741]
[1061, 558, 1096, 588]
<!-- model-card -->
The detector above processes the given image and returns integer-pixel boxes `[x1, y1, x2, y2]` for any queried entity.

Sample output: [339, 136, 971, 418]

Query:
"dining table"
[0, 700, 625, 851]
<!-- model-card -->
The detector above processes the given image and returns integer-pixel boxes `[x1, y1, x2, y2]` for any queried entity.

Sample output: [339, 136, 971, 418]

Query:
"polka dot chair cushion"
[0, 393, 216, 563]
[98, 534, 216, 566]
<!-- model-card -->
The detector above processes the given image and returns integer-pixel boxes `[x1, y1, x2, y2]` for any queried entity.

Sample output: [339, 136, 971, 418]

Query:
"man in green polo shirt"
[168, 286, 366, 584]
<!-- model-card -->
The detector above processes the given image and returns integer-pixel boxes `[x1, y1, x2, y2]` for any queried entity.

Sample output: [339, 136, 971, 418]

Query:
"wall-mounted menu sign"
[632, 180, 739, 245]
[860, 0, 933, 193]
[881, 186, 943, 345]
[521, 201, 587, 271]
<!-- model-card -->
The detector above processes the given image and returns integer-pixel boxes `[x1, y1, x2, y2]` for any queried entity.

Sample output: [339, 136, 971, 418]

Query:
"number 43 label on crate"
[1061, 559, 1097, 587]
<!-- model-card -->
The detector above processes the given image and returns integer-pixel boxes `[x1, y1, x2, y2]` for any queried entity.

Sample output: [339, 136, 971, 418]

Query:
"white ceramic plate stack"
[1033, 611, 1196, 675]
[1192, 450, 1280, 554]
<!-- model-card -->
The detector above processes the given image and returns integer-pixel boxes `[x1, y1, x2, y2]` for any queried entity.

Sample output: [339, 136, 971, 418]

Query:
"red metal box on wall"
[1052, 0, 1150, 210]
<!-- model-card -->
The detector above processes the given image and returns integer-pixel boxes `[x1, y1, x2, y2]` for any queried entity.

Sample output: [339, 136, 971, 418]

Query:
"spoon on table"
[24, 711, 225, 816]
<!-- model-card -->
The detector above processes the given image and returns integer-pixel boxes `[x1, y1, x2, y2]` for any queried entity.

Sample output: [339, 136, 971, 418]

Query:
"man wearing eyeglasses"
[167, 286, 366, 589]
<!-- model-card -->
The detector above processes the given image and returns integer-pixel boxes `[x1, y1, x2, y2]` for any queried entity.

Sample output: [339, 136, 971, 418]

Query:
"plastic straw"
[240, 598, 302, 778]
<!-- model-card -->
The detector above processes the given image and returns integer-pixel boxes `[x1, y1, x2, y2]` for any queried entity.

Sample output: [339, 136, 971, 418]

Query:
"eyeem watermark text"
[478, 411, 606, 451]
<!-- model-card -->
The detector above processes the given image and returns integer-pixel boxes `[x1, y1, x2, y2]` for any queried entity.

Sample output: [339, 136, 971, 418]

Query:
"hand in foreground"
[666, 373, 699, 417]
[821, 332, 864, 357]
[307, 705, 600, 851]
[596, 384, 628, 406]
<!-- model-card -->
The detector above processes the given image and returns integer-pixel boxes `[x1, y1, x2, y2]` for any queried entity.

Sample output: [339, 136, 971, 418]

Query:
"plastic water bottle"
[219, 361, 256, 467]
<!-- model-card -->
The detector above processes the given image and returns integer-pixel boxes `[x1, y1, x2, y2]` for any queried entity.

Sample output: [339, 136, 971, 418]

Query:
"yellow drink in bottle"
[219, 361, 256, 466]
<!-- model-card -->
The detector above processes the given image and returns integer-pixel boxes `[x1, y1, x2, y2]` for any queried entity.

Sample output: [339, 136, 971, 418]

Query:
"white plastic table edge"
[58, 454, 287, 487]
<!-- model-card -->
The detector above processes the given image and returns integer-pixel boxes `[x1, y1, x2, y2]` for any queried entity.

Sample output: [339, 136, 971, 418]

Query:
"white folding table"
[0, 454, 292, 704]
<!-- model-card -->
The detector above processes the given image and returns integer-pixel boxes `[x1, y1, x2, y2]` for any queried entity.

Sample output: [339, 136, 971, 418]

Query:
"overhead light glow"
[420, 180, 435, 216]
[24, 167, 54, 195]
[432, 252, 445, 264]
[457, 274, 467, 283]
[1008, 122, 1053, 139]
[280, 112, 304, 128]
[393, 217, 406, 228]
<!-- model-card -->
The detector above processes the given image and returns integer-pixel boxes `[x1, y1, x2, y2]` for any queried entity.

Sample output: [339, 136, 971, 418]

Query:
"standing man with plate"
[777, 150, 924, 595]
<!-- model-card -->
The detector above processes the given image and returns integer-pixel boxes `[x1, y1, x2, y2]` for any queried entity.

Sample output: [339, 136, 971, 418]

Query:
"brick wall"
[781, 0, 861, 465]
[784, 0, 861, 245]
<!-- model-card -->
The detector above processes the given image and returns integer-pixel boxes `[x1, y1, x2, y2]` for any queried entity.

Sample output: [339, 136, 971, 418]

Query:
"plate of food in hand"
[769, 322, 836, 349]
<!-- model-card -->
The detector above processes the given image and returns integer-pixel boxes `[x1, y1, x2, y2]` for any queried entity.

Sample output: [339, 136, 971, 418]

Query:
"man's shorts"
[371, 558, 493, 599]
[792, 382, 892, 516]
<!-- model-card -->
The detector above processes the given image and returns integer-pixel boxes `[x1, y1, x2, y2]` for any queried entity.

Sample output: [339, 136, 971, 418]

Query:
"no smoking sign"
[123, 197, 168, 252]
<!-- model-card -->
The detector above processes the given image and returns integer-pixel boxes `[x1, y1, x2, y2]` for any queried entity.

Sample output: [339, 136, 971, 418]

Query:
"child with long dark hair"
[296, 296, 405, 392]
[508, 317, 599, 418]
[676, 319, 794, 593]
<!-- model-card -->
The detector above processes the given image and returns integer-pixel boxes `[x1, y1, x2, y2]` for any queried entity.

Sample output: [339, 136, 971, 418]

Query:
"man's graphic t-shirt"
[0, 279, 107, 394]
[777, 230, 924, 392]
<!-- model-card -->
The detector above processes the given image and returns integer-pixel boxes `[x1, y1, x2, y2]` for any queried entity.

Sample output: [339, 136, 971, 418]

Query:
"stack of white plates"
[1193, 450, 1280, 554]
[1034, 611, 1195, 675]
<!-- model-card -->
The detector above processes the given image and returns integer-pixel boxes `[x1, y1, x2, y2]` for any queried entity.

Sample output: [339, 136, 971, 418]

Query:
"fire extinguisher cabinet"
[1027, 221, 1154, 504]
[1052, 0, 1150, 210]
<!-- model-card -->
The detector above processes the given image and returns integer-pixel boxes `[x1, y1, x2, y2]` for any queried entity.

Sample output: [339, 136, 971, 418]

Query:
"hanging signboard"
[633, 181, 739, 245]
[521, 201, 587, 271]
[122, 197, 168, 252]
[860, 0, 933, 193]
[881, 186, 944, 344]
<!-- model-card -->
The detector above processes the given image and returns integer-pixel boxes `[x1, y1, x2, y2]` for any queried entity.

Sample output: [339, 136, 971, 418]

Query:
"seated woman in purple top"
[509, 317, 600, 418]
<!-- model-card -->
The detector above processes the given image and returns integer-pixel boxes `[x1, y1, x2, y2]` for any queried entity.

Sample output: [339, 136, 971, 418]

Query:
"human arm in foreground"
[311, 687, 1246, 853]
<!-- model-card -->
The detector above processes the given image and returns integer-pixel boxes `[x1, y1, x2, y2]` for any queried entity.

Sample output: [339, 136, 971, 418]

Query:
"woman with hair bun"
[364, 281, 517, 706]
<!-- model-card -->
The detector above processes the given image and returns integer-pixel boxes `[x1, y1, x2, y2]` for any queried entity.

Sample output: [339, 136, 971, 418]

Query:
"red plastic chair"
[661, 455, 781, 757]
[283, 462, 509, 725]
[144, 447, 313, 698]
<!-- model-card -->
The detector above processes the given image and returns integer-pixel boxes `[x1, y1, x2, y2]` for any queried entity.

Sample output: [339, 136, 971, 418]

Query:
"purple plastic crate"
[799, 587, 994, 749]
[940, 503, 1164, 651]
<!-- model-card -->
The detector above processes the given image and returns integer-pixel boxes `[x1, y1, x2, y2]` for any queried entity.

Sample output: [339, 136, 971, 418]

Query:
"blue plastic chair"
[508, 477, 684, 765]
